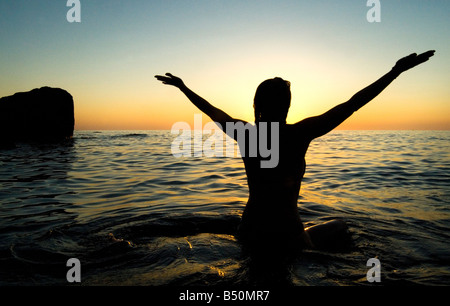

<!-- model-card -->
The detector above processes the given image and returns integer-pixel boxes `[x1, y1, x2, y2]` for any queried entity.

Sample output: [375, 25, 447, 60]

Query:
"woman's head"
[254, 77, 291, 123]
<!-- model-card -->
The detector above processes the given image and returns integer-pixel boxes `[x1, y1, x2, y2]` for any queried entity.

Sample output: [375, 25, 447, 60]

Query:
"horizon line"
[73, 128, 450, 131]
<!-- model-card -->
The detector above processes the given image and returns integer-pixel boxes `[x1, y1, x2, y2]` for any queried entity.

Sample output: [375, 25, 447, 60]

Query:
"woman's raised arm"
[295, 50, 435, 140]
[155, 73, 248, 143]
[155, 73, 245, 127]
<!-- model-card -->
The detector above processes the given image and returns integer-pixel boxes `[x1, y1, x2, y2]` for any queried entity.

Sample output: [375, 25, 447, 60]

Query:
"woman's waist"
[241, 203, 301, 226]
[237, 214, 304, 241]
[248, 175, 301, 187]
[247, 189, 299, 205]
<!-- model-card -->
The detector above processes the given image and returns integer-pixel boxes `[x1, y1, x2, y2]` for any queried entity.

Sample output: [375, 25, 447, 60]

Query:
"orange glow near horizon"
[74, 98, 450, 131]
[73, 95, 450, 131]
[73, 71, 450, 131]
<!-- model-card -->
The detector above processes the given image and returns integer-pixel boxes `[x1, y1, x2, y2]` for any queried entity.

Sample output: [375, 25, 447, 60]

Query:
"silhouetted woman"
[156, 50, 434, 250]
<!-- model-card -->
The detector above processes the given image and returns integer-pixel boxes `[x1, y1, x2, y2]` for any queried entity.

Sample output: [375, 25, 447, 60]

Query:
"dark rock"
[0, 87, 74, 146]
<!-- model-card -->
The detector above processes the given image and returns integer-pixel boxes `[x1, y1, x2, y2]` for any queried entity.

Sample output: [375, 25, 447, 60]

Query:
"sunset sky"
[1, 0, 449, 130]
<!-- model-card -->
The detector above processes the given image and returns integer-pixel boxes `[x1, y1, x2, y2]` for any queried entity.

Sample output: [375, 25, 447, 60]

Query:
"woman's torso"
[238, 124, 311, 238]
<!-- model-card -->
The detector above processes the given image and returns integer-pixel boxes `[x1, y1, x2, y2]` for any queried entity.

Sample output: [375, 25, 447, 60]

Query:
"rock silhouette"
[0, 87, 74, 147]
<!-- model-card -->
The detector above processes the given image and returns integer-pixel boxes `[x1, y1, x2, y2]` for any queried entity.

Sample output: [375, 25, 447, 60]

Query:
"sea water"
[0, 130, 449, 286]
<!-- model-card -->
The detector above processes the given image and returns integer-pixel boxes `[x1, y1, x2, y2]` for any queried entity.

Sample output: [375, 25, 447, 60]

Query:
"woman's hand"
[155, 73, 185, 89]
[393, 50, 435, 73]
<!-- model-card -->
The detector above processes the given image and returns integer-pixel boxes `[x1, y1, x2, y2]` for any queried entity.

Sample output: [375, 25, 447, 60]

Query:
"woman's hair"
[254, 77, 291, 123]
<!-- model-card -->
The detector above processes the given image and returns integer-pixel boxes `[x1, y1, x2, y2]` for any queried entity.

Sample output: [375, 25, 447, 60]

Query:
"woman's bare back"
[238, 124, 309, 240]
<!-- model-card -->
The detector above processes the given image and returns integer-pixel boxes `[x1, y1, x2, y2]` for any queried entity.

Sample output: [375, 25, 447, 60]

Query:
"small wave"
[112, 213, 241, 241]
[77, 136, 98, 140]
[109, 133, 149, 139]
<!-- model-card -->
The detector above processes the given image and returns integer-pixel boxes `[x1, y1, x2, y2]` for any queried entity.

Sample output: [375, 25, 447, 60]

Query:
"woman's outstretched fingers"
[155, 73, 185, 88]
[417, 50, 435, 63]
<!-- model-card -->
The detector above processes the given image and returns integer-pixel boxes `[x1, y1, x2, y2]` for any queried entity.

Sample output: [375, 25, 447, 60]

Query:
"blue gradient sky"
[1, 0, 449, 129]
